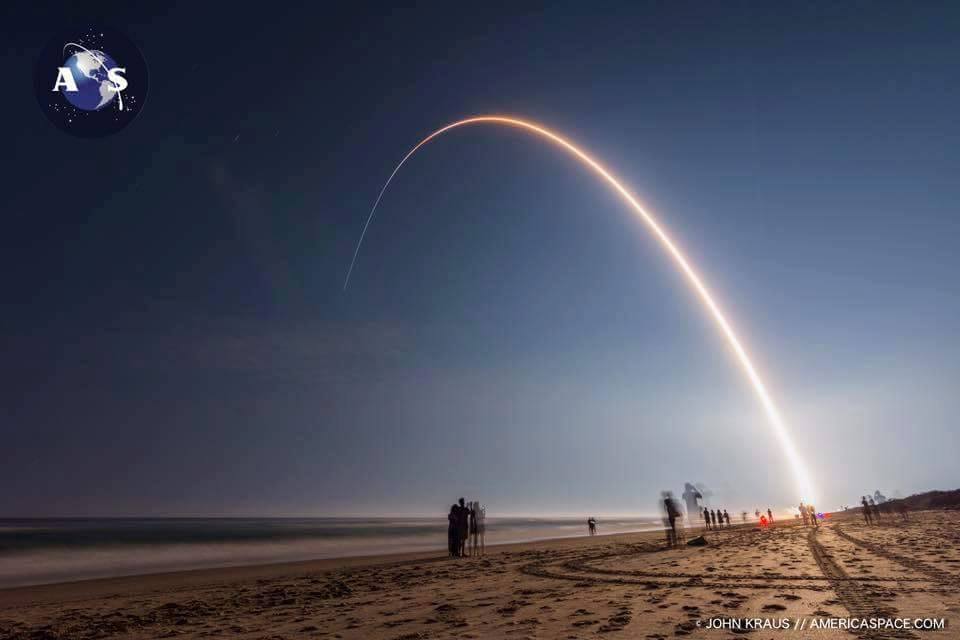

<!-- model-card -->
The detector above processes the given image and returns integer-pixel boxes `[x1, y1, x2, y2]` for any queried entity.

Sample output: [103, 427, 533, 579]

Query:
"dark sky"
[2, 2, 958, 516]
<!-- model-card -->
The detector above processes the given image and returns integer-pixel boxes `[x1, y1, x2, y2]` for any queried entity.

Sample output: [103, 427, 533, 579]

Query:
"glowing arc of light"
[344, 116, 816, 504]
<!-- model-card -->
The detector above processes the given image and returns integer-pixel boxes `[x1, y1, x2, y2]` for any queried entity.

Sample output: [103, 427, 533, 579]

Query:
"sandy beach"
[1, 510, 958, 639]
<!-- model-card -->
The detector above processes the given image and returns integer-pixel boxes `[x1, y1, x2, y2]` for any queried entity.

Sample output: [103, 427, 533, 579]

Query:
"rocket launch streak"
[344, 116, 816, 504]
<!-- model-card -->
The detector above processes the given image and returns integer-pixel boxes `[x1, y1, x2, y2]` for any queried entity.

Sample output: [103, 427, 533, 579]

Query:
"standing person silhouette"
[897, 502, 909, 522]
[457, 498, 471, 557]
[663, 492, 680, 546]
[723, 510, 731, 527]
[808, 504, 819, 528]
[861, 496, 873, 525]
[477, 504, 486, 555]
[703, 507, 711, 531]
[755, 509, 761, 520]
[448, 504, 460, 557]
[799, 502, 808, 526]
[587, 517, 597, 536]
[468, 501, 480, 555]
[710, 509, 717, 529]
[767, 508, 774, 524]
[869, 497, 882, 523]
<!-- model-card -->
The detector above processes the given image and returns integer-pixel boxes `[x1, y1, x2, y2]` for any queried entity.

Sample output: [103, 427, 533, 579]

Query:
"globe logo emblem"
[57, 45, 127, 112]
[35, 25, 148, 137]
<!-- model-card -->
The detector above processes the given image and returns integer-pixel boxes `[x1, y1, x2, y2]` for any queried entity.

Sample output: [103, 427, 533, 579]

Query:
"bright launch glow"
[345, 115, 816, 504]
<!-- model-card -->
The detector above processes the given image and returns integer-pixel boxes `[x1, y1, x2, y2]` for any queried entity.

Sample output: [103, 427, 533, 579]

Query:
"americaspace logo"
[34, 25, 148, 137]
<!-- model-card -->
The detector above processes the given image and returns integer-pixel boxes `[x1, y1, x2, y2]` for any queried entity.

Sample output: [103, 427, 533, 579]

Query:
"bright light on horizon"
[345, 115, 817, 506]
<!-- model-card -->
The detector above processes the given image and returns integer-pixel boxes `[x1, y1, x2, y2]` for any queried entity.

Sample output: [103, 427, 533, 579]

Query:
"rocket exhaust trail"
[344, 116, 816, 504]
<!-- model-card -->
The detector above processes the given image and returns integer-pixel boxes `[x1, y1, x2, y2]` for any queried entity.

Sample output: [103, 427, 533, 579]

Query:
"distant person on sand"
[723, 509, 730, 527]
[477, 504, 486, 555]
[741, 511, 748, 523]
[755, 509, 761, 520]
[759, 514, 769, 528]
[703, 507, 711, 531]
[469, 501, 480, 555]
[799, 502, 808, 526]
[448, 504, 460, 556]
[869, 497, 882, 523]
[767, 508, 774, 524]
[457, 498, 471, 557]
[588, 517, 597, 536]
[808, 504, 819, 528]
[861, 496, 873, 525]
[662, 492, 681, 546]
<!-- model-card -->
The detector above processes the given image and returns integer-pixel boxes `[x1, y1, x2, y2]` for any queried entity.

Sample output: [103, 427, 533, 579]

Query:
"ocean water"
[0, 517, 664, 588]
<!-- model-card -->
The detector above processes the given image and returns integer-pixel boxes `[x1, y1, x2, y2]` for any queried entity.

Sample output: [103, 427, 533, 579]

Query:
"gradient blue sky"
[2, 2, 958, 516]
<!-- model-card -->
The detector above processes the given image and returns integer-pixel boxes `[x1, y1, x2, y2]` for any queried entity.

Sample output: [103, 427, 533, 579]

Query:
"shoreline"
[0, 526, 677, 608]
[0, 516, 670, 593]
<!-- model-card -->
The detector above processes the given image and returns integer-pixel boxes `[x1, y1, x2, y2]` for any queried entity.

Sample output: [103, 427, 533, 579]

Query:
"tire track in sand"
[808, 527, 916, 640]
[834, 525, 958, 587]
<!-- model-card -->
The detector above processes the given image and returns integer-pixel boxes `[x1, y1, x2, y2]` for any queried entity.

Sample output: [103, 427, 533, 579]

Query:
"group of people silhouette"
[755, 508, 774, 528]
[702, 507, 731, 530]
[447, 498, 485, 557]
[662, 492, 755, 546]
[798, 501, 820, 527]
[861, 495, 880, 524]
[861, 492, 909, 523]
[443, 487, 913, 562]
[664, 484, 787, 544]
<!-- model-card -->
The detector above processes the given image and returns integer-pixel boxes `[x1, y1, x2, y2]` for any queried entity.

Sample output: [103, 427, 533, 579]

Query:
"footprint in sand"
[673, 621, 697, 635]
[599, 610, 632, 632]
